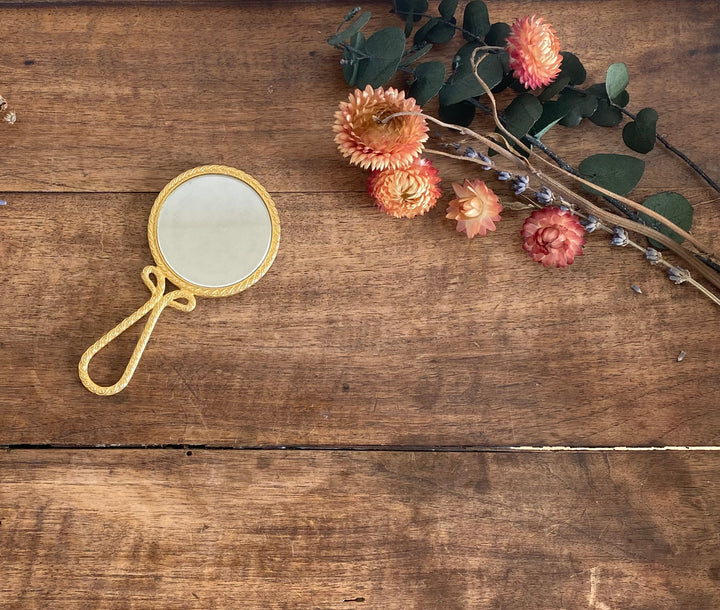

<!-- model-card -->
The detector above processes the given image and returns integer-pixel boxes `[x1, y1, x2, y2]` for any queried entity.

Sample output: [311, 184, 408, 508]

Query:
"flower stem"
[618, 107, 720, 194]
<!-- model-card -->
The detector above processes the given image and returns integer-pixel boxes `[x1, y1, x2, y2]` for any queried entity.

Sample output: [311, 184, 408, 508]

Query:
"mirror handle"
[78, 265, 196, 396]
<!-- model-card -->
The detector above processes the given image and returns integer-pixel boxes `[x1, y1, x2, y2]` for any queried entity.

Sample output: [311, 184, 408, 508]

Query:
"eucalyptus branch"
[618, 107, 720, 194]
[467, 58, 719, 263]
[398, 10, 504, 48]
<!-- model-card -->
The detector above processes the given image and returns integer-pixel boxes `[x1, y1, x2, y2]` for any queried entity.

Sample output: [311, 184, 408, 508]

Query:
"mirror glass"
[156, 173, 273, 288]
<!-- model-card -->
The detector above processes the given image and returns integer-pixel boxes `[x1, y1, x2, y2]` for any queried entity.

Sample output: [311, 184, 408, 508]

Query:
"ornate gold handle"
[78, 265, 196, 396]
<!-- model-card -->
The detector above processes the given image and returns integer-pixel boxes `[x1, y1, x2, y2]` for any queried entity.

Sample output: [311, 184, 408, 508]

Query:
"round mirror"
[79, 165, 281, 396]
[148, 165, 280, 297]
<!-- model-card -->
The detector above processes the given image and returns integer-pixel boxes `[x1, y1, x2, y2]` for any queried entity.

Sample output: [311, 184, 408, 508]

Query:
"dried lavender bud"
[667, 267, 690, 285]
[535, 187, 553, 205]
[580, 215, 598, 232]
[497, 171, 511, 181]
[610, 226, 629, 247]
[644, 247, 662, 265]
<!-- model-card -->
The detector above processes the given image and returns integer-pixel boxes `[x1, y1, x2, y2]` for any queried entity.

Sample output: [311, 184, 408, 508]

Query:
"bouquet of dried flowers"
[329, 2, 720, 307]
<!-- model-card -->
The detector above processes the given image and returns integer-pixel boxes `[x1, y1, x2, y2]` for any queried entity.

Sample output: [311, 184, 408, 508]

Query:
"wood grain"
[1, 449, 719, 609]
[0, 1, 717, 195]
[1, 190, 719, 446]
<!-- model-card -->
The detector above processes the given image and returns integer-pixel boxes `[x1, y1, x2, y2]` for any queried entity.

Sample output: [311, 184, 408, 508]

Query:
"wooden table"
[2, 1, 719, 607]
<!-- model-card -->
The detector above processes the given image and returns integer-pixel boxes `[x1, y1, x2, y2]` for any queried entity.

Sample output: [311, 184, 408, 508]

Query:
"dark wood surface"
[3, 450, 720, 609]
[1, 1, 719, 607]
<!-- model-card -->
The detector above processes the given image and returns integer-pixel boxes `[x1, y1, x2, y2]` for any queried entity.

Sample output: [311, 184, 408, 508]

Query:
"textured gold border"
[147, 165, 281, 298]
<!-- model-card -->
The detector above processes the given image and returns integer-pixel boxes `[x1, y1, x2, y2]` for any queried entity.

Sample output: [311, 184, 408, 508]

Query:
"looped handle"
[78, 265, 196, 395]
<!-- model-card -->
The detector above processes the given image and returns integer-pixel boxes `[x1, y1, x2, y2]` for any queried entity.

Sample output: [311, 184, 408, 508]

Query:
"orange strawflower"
[334, 85, 429, 171]
[506, 15, 562, 90]
[446, 179, 503, 238]
[367, 158, 441, 218]
[521, 207, 586, 267]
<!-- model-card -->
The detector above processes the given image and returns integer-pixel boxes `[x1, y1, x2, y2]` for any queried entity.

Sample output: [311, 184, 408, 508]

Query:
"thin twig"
[619, 107, 720, 194]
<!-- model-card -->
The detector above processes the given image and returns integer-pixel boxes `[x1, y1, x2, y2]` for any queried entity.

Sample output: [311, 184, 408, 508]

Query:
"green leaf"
[557, 89, 597, 126]
[622, 107, 658, 154]
[355, 27, 406, 88]
[328, 12, 372, 46]
[392, 0, 428, 21]
[485, 22, 510, 47]
[438, 100, 476, 126]
[578, 153, 645, 197]
[501, 93, 543, 140]
[559, 51, 586, 85]
[538, 75, 570, 103]
[606, 62, 629, 103]
[398, 43, 433, 68]
[439, 46, 503, 106]
[341, 31, 365, 87]
[462, 1, 491, 41]
[438, 0, 459, 19]
[590, 97, 623, 127]
[409, 61, 446, 105]
[414, 16, 456, 44]
[613, 89, 630, 108]
[638, 191, 693, 249]
[530, 100, 571, 138]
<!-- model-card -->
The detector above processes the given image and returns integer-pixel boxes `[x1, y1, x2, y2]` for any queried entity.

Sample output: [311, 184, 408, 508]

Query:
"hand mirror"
[79, 165, 280, 395]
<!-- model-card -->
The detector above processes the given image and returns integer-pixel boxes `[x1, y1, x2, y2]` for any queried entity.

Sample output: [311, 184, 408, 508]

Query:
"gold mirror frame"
[78, 165, 281, 396]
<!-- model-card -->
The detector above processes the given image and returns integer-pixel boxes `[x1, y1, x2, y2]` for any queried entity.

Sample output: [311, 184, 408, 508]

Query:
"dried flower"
[497, 171, 512, 181]
[4, 111, 16, 125]
[506, 15, 562, 90]
[511, 175, 529, 195]
[580, 215, 599, 233]
[446, 179, 503, 238]
[334, 85, 428, 171]
[610, 226, 629, 247]
[367, 157, 441, 218]
[521, 207, 586, 267]
[644, 247, 662, 265]
[535, 186, 554, 205]
[668, 267, 690, 285]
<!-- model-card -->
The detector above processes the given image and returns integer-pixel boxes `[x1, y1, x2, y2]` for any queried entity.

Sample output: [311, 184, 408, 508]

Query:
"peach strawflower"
[521, 207, 586, 268]
[446, 179, 503, 239]
[506, 15, 562, 90]
[367, 157, 441, 218]
[334, 84, 429, 171]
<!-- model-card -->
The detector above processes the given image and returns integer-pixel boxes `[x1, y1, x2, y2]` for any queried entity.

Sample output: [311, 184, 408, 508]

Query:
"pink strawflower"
[506, 15, 562, 90]
[367, 158, 441, 218]
[446, 179, 503, 238]
[521, 207, 586, 267]
[334, 85, 429, 171]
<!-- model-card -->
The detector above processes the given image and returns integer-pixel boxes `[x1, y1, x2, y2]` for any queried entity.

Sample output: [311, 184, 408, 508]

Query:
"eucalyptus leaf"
[341, 31, 365, 87]
[399, 43, 434, 68]
[606, 62, 629, 103]
[578, 153, 645, 197]
[429, 18, 456, 44]
[590, 97, 623, 127]
[557, 90, 597, 126]
[439, 46, 503, 106]
[409, 61, 446, 105]
[559, 51, 586, 85]
[462, 0, 491, 41]
[439, 0, 460, 19]
[356, 27, 407, 88]
[613, 89, 630, 108]
[501, 93, 543, 139]
[638, 191, 693, 249]
[417, 16, 456, 44]
[439, 100, 476, 127]
[328, 12, 372, 46]
[538, 75, 570, 103]
[392, 0, 428, 21]
[530, 100, 571, 138]
[622, 107, 658, 154]
[485, 22, 511, 47]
